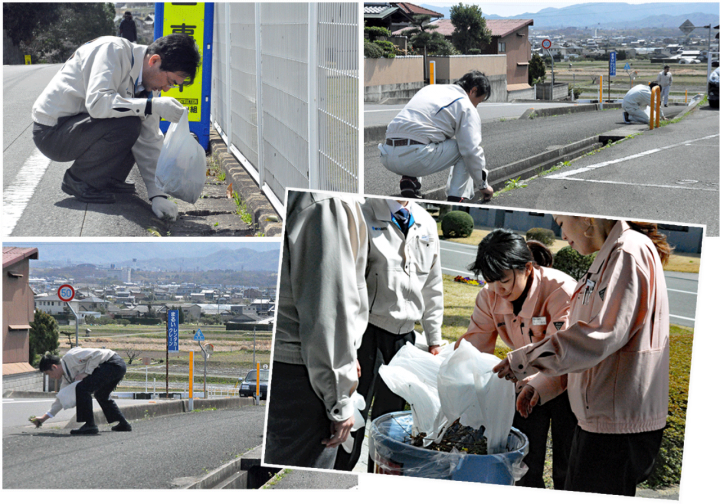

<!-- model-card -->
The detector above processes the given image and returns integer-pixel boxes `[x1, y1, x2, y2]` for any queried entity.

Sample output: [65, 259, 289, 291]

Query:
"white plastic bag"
[155, 109, 206, 203]
[437, 340, 515, 454]
[56, 381, 79, 409]
[378, 343, 448, 444]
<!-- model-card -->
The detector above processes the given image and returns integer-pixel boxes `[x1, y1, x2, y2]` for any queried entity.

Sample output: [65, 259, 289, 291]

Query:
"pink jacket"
[508, 221, 670, 434]
[462, 266, 576, 404]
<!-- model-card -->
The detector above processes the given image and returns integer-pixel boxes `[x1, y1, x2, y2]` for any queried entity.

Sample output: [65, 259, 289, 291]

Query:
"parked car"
[709, 68, 719, 108]
[239, 368, 269, 400]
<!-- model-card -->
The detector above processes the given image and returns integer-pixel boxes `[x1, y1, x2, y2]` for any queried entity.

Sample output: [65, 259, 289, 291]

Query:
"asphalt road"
[492, 105, 719, 236]
[365, 101, 576, 128]
[3, 64, 169, 237]
[364, 106, 631, 197]
[439, 240, 698, 327]
[3, 406, 265, 489]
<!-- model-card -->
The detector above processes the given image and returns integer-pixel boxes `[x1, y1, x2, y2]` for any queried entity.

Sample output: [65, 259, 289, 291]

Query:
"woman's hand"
[29, 414, 48, 428]
[428, 345, 440, 355]
[516, 384, 540, 418]
[493, 357, 517, 382]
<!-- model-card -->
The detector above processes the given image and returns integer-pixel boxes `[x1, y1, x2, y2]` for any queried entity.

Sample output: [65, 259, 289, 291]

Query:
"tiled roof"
[397, 18, 533, 38]
[364, 4, 397, 18]
[3, 247, 39, 269]
[396, 2, 443, 18]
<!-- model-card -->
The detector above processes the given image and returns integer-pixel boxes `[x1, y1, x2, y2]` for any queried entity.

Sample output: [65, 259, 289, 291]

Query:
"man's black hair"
[39, 353, 61, 372]
[456, 70, 492, 100]
[648, 81, 662, 91]
[147, 34, 201, 85]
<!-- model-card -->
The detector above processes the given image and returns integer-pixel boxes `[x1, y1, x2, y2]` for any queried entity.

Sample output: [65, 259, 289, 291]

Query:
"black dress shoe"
[107, 179, 135, 194]
[70, 423, 99, 435]
[111, 421, 132, 432]
[61, 171, 116, 204]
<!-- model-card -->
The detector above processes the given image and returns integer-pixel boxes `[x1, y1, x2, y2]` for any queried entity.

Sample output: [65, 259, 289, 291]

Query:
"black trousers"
[512, 391, 577, 489]
[75, 354, 127, 425]
[264, 361, 338, 469]
[564, 426, 664, 495]
[333, 324, 415, 472]
[33, 114, 142, 190]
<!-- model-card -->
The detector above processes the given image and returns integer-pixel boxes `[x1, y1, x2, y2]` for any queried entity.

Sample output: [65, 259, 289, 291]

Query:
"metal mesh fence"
[211, 3, 359, 210]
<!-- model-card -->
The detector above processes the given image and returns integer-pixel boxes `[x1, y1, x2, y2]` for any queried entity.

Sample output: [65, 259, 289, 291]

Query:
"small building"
[3, 247, 41, 393]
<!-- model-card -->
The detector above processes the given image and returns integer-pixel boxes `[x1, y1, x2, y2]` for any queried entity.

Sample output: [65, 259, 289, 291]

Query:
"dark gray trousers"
[33, 114, 142, 190]
[264, 361, 338, 469]
[75, 354, 127, 425]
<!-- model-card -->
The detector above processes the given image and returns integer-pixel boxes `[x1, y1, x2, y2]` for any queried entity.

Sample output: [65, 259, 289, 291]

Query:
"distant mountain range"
[7, 243, 280, 271]
[421, 3, 719, 29]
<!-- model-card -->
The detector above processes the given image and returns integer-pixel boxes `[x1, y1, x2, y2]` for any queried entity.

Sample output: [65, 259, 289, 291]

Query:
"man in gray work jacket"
[264, 190, 369, 469]
[31, 34, 200, 220]
[334, 196, 444, 472]
[32, 348, 131, 435]
[379, 71, 494, 203]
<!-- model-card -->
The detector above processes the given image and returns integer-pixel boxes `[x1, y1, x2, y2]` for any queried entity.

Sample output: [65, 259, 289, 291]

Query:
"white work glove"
[152, 97, 186, 123]
[152, 196, 178, 221]
[340, 392, 366, 453]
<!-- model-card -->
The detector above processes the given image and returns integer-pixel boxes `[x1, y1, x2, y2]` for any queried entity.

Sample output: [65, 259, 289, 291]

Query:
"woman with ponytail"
[494, 217, 672, 496]
[455, 228, 578, 489]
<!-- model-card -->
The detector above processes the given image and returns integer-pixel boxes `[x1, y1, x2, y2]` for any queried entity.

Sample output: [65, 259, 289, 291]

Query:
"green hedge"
[553, 246, 596, 280]
[364, 39, 383, 58]
[441, 211, 474, 238]
[526, 227, 555, 246]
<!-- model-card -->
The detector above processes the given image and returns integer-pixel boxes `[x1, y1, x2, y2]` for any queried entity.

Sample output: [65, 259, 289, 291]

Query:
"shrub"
[553, 246, 596, 280]
[29, 310, 59, 365]
[441, 211, 474, 238]
[364, 39, 383, 59]
[365, 26, 392, 41]
[526, 227, 556, 246]
[374, 39, 397, 57]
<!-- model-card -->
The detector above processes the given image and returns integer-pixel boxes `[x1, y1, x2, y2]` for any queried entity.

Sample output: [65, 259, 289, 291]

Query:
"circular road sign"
[58, 284, 75, 302]
[541, 39, 552, 50]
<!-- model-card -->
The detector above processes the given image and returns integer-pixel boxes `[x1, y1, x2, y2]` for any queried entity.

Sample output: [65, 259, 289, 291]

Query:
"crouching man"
[31, 34, 201, 220]
[32, 348, 131, 435]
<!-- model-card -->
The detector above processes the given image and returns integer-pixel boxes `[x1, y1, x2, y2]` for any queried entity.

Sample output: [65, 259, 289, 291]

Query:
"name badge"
[531, 317, 547, 325]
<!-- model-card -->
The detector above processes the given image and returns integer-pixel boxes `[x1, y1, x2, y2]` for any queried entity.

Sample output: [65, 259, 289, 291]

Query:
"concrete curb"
[518, 102, 623, 120]
[208, 129, 283, 237]
[423, 136, 602, 202]
[183, 455, 248, 489]
[365, 102, 624, 145]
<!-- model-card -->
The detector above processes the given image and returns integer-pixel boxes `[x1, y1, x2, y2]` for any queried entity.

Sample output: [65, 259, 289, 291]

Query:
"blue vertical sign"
[168, 310, 179, 353]
[609, 51, 617, 77]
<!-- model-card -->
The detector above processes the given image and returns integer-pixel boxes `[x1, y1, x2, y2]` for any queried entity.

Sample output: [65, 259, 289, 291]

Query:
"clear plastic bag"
[154, 109, 206, 203]
[437, 340, 515, 454]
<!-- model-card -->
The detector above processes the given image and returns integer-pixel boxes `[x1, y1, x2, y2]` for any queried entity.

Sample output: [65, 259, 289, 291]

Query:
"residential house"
[419, 18, 534, 94]
[3, 247, 40, 392]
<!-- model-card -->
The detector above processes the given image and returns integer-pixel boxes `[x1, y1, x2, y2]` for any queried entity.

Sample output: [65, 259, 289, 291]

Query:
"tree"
[29, 310, 59, 365]
[405, 14, 457, 56]
[449, 3, 491, 55]
[16, 3, 115, 64]
[529, 53, 546, 85]
[3, 3, 61, 46]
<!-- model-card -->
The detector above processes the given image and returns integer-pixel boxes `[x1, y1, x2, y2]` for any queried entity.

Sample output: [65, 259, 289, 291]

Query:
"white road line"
[3, 148, 53, 236]
[442, 267, 475, 276]
[667, 288, 698, 295]
[554, 177, 718, 191]
[669, 314, 695, 322]
[548, 133, 720, 179]
[2, 399, 55, 404]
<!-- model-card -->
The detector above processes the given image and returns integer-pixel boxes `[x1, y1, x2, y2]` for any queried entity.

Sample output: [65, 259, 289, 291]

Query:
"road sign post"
[57, 285, 78, 347]
[198, 341, 213, 397]
[167, 309, 179, 397]
[609, 51, 616, 100]
[154, 2, 214, 149]
[255, 362, 260, 404]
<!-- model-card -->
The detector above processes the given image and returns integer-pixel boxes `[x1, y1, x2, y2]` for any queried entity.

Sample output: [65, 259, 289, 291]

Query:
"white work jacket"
[657, 71, 673, 88]
[385, 84, 487, 188]
[622, 84, 652, 112]
[32, 36, 166, 199]
[361, 198, 443, 346]
[46, 347, 117, 417]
